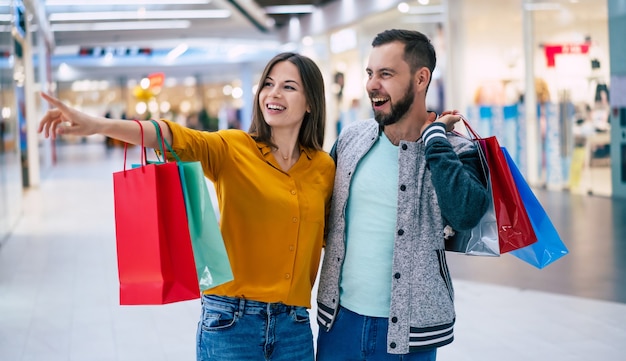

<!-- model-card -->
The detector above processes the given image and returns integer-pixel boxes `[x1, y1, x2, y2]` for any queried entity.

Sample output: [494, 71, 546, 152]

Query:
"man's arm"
[423, 123, 489, 230]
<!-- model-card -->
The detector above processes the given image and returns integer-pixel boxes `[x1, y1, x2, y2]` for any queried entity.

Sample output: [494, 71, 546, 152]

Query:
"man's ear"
[415, 67, 431, 90]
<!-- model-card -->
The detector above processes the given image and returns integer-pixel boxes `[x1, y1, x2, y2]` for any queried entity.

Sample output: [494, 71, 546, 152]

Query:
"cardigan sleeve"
[423, 123, 489, 230]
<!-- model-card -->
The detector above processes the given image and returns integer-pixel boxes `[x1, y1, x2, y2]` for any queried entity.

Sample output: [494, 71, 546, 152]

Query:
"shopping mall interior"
[1, 0, 626, 360]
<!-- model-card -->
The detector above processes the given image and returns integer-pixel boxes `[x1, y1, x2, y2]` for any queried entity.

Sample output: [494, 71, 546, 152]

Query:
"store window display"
[591, 80, 610, 132]
[568, 80, 612, 194]
[569, 104, 595, 189]
[588, 82, 611, 166]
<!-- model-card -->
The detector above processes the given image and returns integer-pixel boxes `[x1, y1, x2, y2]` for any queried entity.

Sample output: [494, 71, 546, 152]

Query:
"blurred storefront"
[1, 1, 26, 243]
[0, 0, 621, 245]
[286, 0, 613, 196]
[53, 72, 253, 139]
[1, 0, 53, 242]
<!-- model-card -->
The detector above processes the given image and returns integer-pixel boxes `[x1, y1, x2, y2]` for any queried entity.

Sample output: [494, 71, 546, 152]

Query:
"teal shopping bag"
[501, 147, 569, 269]
[176, 160, 234, 290]
[149, 120, 234, 291]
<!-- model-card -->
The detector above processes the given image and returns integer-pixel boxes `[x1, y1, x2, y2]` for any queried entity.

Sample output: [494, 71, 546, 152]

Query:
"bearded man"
[316, 29, 490, 361]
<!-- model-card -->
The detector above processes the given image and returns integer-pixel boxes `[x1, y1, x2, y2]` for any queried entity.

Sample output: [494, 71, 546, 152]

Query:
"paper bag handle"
[455, 116, 481, 140]
[150, 120, 182, 163]
[122, 120, 146, 172]
[452, 115, 490, 187]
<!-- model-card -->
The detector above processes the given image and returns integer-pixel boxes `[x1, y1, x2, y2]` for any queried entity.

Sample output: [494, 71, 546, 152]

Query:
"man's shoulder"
[446, 131, 477, 153]
[339, 118, 378, 139]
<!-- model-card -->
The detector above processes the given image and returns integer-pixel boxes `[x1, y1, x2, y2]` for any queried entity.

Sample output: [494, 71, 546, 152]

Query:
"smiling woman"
[37, 51, 335, 361]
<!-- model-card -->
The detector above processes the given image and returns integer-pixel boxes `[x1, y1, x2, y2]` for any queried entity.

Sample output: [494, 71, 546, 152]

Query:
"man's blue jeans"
[196, 295, 314, 361]
[316, 306, 437, 361]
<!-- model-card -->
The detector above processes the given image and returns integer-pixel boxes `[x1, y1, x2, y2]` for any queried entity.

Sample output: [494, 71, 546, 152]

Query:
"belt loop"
[238, 297, 246, 317]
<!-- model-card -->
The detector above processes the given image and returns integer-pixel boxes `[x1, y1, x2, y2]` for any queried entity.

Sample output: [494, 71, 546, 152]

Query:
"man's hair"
[372, 29, 436, 88]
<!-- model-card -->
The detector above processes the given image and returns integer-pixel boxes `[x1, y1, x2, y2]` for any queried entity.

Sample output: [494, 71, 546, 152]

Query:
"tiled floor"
[1, 141, 625, 361]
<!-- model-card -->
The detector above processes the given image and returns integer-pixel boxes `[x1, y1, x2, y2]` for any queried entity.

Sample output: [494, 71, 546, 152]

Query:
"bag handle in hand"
[455, 116, 481, 140]
[452, 115, 490, 187]
[147, 120, 168, 163]
[149, 120, 182, 163]
[122, 120, 146, 172]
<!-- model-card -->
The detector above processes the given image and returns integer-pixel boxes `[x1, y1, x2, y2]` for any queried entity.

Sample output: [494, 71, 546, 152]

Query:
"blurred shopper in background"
[316, 29, 489, 361]
[38, 52, 335, 361]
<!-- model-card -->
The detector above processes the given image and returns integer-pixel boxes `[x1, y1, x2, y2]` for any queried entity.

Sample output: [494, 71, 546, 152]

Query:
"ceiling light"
[330, 28, 357, 54]
[264, 5, 315, 14]
[166, 43, 189, 61]
[231, 87, 243, 99]
[160, 101, 171, 113]
[179, 100, 191, 114]
[524, 3, 562, 11]
[135, 102, 148, 115]
[51, 20, 191, 32]
[1, 107, 11, 120]
[45, 0, 211, 5]
[397, 3, 410, 13]
[50, 10, 230, 22]
[405, 4, 444, 14]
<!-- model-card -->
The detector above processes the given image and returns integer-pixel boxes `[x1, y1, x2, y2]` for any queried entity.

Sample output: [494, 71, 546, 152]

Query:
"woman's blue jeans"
[316, 306, 437, 361]
[196, 294, 314, 361]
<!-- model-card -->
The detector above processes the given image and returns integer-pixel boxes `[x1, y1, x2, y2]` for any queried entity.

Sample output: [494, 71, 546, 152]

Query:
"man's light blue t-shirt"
[339, 133, 399, 317]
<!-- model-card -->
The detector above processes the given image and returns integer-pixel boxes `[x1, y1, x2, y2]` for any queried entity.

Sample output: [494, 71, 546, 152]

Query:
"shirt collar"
[257, 142, 313, 160]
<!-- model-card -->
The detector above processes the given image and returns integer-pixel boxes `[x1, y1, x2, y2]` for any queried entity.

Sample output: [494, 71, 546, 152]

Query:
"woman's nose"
[268, 86, 281, 97]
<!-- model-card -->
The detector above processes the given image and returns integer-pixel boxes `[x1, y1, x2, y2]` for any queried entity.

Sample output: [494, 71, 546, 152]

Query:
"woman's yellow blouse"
[163, 120, 335, 308]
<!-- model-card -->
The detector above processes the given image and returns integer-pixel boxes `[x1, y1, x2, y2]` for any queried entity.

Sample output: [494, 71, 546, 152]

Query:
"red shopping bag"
[113, 121, 200, 305]
[462, 119, 537, 253]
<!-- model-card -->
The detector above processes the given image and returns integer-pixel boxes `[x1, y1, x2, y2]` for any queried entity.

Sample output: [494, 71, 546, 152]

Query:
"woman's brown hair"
[249, 52, 326, 150]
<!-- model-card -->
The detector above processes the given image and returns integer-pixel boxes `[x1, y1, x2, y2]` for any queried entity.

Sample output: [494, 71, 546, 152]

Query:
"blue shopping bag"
[501, 147, 569, 268]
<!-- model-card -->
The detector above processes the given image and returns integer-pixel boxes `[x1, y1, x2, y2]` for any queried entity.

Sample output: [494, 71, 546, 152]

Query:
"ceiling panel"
[4, 0, 606, 84]
[0, 0, 339, 82]
[256, 0, 335, 27]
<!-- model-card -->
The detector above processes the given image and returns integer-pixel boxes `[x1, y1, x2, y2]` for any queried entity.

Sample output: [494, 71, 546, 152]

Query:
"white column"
[443, 0, 464, 111]
[239, 63, 254, 132]
[23, 10, 40, 188]
[609, 0, 626, 198]
[37, 31, 53, 170]
[523, 0, 539, 184]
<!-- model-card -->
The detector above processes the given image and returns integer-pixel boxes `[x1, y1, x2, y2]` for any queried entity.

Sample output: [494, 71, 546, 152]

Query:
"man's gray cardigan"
[317, 119, 489, 354]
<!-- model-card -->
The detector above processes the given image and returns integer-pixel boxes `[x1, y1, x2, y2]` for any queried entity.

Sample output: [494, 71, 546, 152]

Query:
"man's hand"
[421, 110, 462, 135]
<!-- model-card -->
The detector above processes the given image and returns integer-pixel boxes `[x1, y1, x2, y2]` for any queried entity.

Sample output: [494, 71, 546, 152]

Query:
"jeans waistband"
[201, 294, 302, 315]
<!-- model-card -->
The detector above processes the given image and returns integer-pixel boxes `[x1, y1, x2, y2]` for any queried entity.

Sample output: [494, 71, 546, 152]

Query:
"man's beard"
[372, 81, 414, 127]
